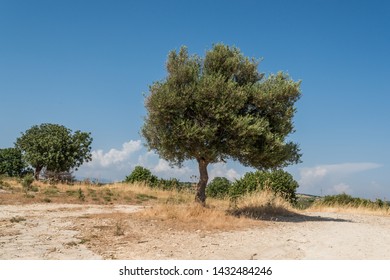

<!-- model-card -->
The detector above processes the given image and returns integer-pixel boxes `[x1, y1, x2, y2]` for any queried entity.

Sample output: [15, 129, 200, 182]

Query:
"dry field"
[1, 178, 390, 259]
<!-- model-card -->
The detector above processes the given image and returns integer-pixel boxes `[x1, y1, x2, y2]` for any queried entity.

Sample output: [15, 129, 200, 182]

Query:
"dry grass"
[0, 178, 193, 206]
[228, 189, 297, 220]
[134, 202, 259, 232]
[307, 193, 390, 216]
[0, 178, 298, 231]
[133, 189, 298, 231]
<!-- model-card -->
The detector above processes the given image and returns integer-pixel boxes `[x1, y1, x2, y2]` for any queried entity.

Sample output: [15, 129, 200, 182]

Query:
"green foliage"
[125, 166, 193, 192]
[157, 177, 181, 190]
[66, 190, 78, 196]
[43, 187, 59, 196]
[125, 166, 158, 186]
[78, 188, 85, 201]
[295, 195, 318, 210]
[22, 174, 35, 191]
[143, 44, 301, 168]
[15, 123, 92, 180]
[229, 170, 299, 204]
[0, 148, 27, 177]
[142, 44, 301, 204]
[318, 193, 390, 209]
[206, 177, 231, 198]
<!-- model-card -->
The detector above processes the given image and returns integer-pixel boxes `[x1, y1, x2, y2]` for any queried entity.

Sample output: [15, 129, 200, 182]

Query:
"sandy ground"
[1, 203, 390, 260]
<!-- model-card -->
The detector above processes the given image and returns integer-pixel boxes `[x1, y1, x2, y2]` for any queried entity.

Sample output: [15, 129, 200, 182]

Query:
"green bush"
[0, 148, 27, 177]
[78, 188, 85, 201]
[229, 170, 298, 204]
[157, 177, 181, 190]
[206, 177, 231, 198]
[125, 166, 158, 186]
[22, 174, 35, 191]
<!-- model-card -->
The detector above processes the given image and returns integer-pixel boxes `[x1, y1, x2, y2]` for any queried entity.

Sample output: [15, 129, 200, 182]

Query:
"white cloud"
[299, 162, 381, 187]
[89, 140, 142, 167]
[297, 162, 382, 196]
[152, 159, 193, 179]
[209, 162, 241, 181]
[299, 166, 328, 186]
[75, 140, 252, 184]
[329, 183, 352, 195]
[76, 140, 143, 182]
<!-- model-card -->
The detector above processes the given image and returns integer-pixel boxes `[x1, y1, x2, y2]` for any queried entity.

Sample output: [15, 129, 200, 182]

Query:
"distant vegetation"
[4, 161, 389, 216]
[314, 193, 390, 210]
[124, 165, 192, 191]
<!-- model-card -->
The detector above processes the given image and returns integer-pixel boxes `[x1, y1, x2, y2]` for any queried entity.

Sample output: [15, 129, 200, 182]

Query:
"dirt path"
[1, 204, 389, 259]
[0, 204, 142, 259]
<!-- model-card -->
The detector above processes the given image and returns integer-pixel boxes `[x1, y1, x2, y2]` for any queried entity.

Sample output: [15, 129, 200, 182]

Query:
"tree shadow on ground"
[227, 205, 352, 223]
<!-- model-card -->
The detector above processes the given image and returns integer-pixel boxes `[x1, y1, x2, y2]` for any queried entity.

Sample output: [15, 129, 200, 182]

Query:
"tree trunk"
[34, 166, 42, 180]
[195, 158, 209, 206]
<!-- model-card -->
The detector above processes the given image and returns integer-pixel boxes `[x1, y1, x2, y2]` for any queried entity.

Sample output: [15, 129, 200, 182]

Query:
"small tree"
[142, 44, 301, 205]
[0, 148, 27, 177]
[125, 166, 158, 186]
[15, 123, 93, 180]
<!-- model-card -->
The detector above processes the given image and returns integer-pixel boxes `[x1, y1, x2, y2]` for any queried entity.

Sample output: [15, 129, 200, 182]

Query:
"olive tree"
[15, 123, 93, 180]
[142, 44, 302, 205]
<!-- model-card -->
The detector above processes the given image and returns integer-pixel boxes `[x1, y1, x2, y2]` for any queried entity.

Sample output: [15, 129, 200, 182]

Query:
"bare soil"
[1, 203, 390, 260]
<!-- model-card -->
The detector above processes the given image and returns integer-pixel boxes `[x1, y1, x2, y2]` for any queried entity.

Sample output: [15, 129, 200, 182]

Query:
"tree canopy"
[142, 44, 302, 204]
[0, 148, 27, 177]
[15, 123, 93, 180]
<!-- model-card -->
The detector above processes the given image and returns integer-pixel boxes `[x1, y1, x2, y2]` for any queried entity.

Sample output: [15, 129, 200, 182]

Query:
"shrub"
[318, 193, 390, 209]
[229, 170, 298, 204]
[267, 170, 299, 203]
[206, 177, 231, 198]
[125, 166, 158, 186]
[157, 177, 181, 190]
[22, 174, 35, 191]
[78, 188, 85, 201]
[321, 193, 355, 206]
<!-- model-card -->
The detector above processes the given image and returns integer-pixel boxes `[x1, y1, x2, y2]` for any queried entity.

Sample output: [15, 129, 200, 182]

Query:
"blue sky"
[1, 0, 389, 200]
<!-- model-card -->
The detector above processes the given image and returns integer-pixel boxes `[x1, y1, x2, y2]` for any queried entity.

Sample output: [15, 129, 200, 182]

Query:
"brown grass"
[134, 202, 260, 232]
[0, 178, 298, 231]
[0, 178, 192, 206]
[133, 189, 298, 231]
[228, 189, 297, 220]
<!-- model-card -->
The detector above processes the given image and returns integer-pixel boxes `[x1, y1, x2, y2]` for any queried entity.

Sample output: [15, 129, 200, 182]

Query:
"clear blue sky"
[1, 0, 389, 200]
